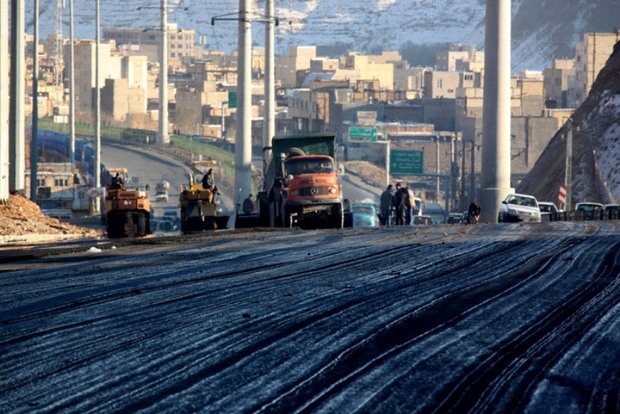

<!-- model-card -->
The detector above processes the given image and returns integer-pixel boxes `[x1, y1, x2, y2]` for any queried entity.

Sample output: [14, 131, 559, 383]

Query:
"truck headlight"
[290, 189, 299, 196]
[328, 187, 337, 195]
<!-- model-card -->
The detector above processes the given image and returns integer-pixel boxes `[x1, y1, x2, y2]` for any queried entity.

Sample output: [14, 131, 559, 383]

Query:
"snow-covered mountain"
[29, 0, 616, 71]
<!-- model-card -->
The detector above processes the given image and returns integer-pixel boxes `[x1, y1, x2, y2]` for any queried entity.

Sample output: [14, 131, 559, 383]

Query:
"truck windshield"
[286, 158, 334, 175]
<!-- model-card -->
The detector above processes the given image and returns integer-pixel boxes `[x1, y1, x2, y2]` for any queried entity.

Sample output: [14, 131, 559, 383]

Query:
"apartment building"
[103, 24, 196, 63]
[436, 45, 484, 72]
[569, 31, 620, 107]
[543, 58, 575, 108]
[275, 46, 317, 88]
[424, 71, 477, 99]
[68, 40, 122, 122]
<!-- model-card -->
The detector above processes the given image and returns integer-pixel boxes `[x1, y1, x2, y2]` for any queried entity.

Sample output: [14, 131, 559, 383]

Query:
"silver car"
[498, 193, 541, 223]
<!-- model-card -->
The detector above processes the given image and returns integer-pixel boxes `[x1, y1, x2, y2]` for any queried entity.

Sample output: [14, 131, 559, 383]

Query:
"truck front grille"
[299, 187, 330, 196]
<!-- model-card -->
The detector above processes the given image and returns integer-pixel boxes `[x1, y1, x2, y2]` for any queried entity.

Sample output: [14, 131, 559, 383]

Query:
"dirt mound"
[0, 193, 104, 238]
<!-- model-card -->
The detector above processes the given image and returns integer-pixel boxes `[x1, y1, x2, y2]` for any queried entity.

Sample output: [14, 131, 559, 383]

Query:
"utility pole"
[93, 0, 101, 214]
[54, 0, 64, 85]
[69, 0, 75, 165]
[10, 0, 25, 193]
[479, 0, 514, 223]
[263, 0, 275, 167]
[158, 0, 169, 146]
[565, 122, 574, 211]
[30, 0, 40, 202]
[1, 0, 9, 202]
[235, 0, 253, 210]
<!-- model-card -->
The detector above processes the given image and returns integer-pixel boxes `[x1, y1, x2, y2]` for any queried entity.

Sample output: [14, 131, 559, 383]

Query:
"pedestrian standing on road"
[379, 184, 395, 226]
[404, 186, 413, 225]
[393, 184, 406, 225]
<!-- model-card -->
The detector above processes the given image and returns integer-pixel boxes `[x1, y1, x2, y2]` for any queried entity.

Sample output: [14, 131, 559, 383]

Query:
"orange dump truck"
[253, 132, 344, 229]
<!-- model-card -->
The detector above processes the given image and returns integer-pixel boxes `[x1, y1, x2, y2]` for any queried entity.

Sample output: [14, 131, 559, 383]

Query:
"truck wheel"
[332, 203, 344, 229]
[137, 213, 148, 236]
[269, 201, 278, 227]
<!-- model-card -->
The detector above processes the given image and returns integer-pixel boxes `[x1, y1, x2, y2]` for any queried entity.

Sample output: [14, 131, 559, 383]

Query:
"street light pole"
[30, 0, 39, 201]
[93, 0, 101, 214]
[158, 0, 169, 146]
[235, 0, 252, 209]
[263, 0, 275, 162]
[221, 101, 228, 139]
[565, 122, 574, 211]
[69, 0, 75, 165]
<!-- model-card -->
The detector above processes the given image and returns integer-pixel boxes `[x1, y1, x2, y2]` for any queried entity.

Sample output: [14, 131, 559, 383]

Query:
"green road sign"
[390, 150, 424, 175]
[228, 91, 237, 109]
[348, 127, 377, 142]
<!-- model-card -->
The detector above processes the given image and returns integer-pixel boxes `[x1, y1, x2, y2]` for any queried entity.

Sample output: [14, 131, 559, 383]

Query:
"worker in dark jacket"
[242, 194, 255, 214]
[201, 169, 214, 189]
[379, 184, 395, 226]
[393, 184, 407, 225]
[110, 173, 124, 189]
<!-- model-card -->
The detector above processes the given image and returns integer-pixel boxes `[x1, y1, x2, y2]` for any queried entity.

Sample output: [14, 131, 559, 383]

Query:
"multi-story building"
[275, 46, 317, 88]
[67, 40, 122, 122]
[543, 58, 575, 108]
[424, 71, 477, 99]
[436, 44, 484, 72]
[569, 31, 620, 107]
[103, 24, 196, 63]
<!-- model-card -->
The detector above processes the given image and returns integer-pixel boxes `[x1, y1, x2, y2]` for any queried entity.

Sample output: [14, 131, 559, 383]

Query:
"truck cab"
[255, 133, 344, 229]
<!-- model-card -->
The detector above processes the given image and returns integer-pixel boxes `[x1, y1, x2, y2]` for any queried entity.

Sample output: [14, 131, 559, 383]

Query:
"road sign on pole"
[348, 127, 377, 142]
[228, 91, 237, 109]
[390, 150, 424, 175]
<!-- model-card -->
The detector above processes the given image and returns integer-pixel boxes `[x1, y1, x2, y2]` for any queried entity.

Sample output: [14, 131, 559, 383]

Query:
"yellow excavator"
[179, 161, 230, 233]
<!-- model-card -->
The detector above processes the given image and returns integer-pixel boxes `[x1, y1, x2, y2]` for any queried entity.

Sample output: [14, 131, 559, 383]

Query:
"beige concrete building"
[275, 46, 317, 88]
[543, 58, 575, 108]
[393, 63, 427, 99]
[338, 53, 395, 90]
[424, 71, 476, 99]
[103, 24, 196, 63]
[436, 45, 484, 72]
[570, 31, 620, 107]
[67, 40, 122, 122]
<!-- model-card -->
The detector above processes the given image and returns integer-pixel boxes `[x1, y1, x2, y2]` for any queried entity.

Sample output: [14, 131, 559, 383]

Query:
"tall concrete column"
[29, 0, 39, 201]
[93, 0, 101, 214]
[234, 0, 252, 211]
[479, 0, 513, 223]
[262, 0, 275, 167]
[69, 0, 75, 165]
[0, 0, 9, 202]
[9, 0, 25, 193]
[158, 0, 169, 146]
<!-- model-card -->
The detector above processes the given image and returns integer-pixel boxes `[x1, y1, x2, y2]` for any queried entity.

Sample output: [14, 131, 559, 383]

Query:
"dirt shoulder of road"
[0, 193, 104, 245]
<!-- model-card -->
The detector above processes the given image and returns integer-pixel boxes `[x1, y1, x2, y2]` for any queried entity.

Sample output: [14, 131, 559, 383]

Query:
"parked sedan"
[352, 203, 379, 228]
[538, 201, 559, 215]
[574, 202, 604, 220]
[498, 193, 541, 223]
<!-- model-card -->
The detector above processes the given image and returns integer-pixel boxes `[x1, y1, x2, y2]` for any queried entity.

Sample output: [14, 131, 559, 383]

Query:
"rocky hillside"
[517, 41, 620, 205]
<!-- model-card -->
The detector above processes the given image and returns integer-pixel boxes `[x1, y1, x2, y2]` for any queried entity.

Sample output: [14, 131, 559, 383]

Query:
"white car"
[498, 193, 541, 223]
